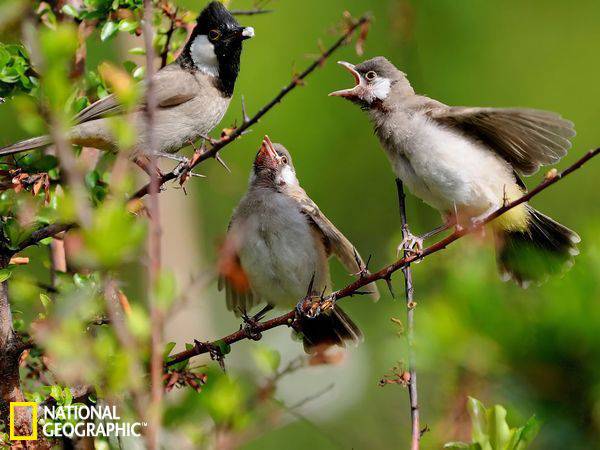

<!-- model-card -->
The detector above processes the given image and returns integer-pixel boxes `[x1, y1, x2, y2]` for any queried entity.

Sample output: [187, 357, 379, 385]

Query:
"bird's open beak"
[255, 135, 279, 168]
[329, 61, 364, 98]
[228, 26, 255, 41]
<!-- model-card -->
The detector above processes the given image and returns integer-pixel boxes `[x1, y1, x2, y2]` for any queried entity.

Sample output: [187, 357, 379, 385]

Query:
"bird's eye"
[208, 29, 221, 41]
[365, 71, 377, 81]
[281, 156, 288, 165]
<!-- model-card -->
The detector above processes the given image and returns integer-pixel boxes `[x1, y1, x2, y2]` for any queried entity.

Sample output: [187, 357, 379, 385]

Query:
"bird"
[218, 136, 379, 353]
[0, 1, 254, 163]
[330, 56, 579, 286]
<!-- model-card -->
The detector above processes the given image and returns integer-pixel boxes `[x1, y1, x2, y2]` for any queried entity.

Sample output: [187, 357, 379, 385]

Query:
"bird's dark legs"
[252, 304, 274, 322]
[240, 304, 274, 340]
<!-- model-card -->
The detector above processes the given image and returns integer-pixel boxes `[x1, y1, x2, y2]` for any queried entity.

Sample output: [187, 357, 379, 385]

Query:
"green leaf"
[511, 416, 540, 450]
[444, 443, 481, 450]
[40, 293, 51, 310]
[128, 47, 146, 55]
[61, 4, 80, 18]
[118, 19, 138, 32]
[214, 339, 231, 356]
[49, 385, 63, 401]
[0, 269, 12, 283]
[163, 342, 176, 361]
[63, 387, 73, 406]
[100, 21, 118, 41]
[487, 405, 511, 450]
[468, 397, 489, 445]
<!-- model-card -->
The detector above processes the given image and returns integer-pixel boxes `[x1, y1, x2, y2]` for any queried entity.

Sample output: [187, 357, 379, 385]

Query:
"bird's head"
[181, 1, 254, 96]
[329, 57, 413, 108]
[251, 136, 298, 188]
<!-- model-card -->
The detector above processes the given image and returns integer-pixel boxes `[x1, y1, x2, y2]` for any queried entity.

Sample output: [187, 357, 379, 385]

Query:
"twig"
[131, 14, 371, 199]
[142, 0, 163, 447]
[396, 179, 420, 450]
[160, 6, 178, 68]
[166, 148, 600, 366]
[15, 223, 74, 253]
[230, 9, 274, 15]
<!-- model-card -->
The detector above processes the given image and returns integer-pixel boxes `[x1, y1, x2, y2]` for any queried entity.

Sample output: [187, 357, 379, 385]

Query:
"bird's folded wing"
[74, 69, 199, 124]
[289, 187, 380, 301]
[426, 106, 575, 175]
[217, 220, 259, 316]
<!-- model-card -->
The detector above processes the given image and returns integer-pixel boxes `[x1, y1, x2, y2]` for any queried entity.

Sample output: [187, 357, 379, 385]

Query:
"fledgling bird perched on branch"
[330, 57, 579, 286]
[0, 1, 254, 161]
[218, 136, 379, 353]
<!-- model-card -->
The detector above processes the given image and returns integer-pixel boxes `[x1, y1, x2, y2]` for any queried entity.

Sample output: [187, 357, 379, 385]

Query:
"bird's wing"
[217, 219, 260, 316]
[74, 69, 199, 124]
[426, 106, 575, 175]
[288, 186, 380, 300]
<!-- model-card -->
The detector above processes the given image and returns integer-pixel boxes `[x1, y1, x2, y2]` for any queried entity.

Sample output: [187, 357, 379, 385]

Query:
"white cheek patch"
[278, 165, 299, 186]
[370, 77, 391, 100]
[190, 35, 219, 77]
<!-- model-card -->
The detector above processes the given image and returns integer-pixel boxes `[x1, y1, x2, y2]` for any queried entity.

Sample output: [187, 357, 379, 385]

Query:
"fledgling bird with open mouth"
[0, 1, 254, 163]
[218, 136, 379, 353]
[330, 57, 579, 286]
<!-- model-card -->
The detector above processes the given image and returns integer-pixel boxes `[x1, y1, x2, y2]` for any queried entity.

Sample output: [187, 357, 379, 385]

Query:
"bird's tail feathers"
[0, 135, 53, 157]
[495, 207, 579, 287]
[297, 306, 363, 353]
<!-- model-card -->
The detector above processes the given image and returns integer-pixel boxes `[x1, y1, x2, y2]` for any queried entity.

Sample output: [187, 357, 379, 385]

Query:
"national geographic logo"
[9, 402, 146, 441]
[9, 402, 38, 441]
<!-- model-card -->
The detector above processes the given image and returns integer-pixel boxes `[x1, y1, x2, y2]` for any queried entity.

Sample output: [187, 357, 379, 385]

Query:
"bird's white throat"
[190, 35, 219, 77]
[278, 165, 299, 186]
[370, 77, 391, 101]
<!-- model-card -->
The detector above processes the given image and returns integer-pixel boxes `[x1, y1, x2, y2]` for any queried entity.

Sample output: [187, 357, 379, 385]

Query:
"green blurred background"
[3, 0, 600, 448]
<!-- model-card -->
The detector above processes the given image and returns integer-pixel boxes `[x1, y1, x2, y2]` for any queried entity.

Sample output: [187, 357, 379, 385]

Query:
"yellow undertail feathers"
[490, 184, 530, 232]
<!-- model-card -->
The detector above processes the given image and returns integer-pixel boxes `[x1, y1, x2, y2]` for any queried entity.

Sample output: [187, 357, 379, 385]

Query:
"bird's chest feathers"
[239, 195, 320, 301]
[373, 112, 515, 212]
[245, 197, 315, 261]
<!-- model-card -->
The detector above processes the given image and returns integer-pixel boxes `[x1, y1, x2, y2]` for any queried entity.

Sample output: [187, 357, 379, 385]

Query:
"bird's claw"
[296, 298, 335, 319]
[240, 313, 262, 341]
[397, 232, 424, 257]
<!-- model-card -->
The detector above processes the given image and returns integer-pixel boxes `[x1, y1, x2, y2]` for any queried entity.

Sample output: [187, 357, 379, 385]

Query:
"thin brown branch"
[160, 6, 178, 68]
[13, 222, 74, 254]
[166, 147, 600, 366]
[230, 9, 274, 15]
[142, 0, 163, 447]
[396, 179, 420, 450]
[131, 14, 371, 199]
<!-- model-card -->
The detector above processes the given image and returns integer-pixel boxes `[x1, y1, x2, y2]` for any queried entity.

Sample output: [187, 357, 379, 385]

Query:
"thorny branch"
[10, 14, 371, 254]
[396, 179, 420, 450]
[131, 14, 371, 199]
[166, 148, 600, 366]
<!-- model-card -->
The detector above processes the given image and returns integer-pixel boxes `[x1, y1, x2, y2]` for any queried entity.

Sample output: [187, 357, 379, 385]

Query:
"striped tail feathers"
[495, 207, 580, 287]
[0, 135, 52, 157]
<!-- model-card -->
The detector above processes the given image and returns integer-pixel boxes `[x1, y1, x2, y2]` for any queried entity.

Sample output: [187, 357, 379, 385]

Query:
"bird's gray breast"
[237, 193, 321, 307]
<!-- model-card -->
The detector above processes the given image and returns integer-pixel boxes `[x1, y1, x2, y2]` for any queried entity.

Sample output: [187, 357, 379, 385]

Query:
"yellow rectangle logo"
[9, 402, 37, 441]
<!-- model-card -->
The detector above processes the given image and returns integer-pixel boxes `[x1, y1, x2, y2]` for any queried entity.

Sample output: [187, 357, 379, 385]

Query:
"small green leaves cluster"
[0, 43, 38, 98]
[445, 397, 540, 450]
